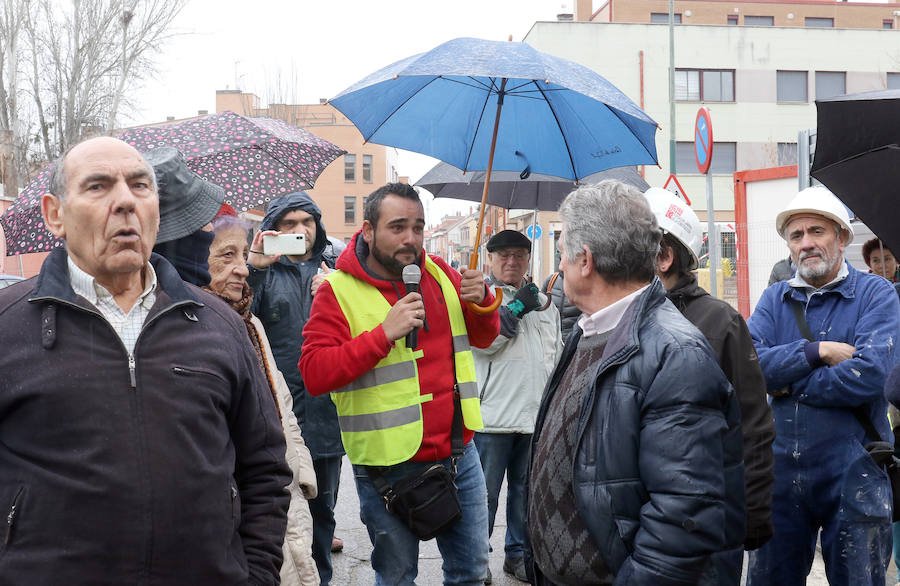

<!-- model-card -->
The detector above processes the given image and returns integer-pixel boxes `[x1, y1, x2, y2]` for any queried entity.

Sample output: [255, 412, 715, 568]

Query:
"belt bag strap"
[789, 298, 884, 442]
[367, 352, 466, 497]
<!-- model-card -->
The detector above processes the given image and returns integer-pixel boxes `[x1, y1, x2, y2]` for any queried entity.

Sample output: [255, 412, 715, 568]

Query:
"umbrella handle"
[537, 271, 560, 312]
[466, 251, 503, 314]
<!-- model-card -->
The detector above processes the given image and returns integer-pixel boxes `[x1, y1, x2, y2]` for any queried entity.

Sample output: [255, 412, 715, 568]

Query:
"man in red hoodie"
[300, 183, 499, 585]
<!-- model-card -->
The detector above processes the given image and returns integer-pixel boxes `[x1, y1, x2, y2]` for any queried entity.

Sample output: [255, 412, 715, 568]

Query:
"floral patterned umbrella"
[1, 111, 346, 255]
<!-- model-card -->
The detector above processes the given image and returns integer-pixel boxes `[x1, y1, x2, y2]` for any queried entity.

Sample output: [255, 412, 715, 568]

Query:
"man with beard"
[299, 182, 500, 585]
[746, 187, 900, 585]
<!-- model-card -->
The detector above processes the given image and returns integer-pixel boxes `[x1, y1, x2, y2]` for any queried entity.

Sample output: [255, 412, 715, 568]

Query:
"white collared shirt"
[577, 284, 650, 338]
[68, 256, 158, 355]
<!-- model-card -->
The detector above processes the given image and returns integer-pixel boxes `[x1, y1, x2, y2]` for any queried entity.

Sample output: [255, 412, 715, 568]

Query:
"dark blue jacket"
[248, 192, 343, 458]
[529, 279, 745, 585]
[0, 249, 290, 585]
[749, 262, 899, 453]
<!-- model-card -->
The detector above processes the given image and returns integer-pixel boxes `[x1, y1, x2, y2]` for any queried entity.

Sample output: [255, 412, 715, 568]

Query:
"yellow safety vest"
[325, 256, 483, 466]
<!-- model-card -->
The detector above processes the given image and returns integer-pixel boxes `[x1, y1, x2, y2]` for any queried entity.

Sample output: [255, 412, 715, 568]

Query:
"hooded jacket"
[299, 231, 499, 462]
[248, 192, 342, 458]
[0, 249, 291, 585]
[528, 279, 744, 585]
[474, 277, 562, 434]
[666, 273, 775, 550]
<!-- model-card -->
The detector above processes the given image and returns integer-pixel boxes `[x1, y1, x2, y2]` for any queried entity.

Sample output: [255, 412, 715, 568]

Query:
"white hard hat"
[775, 186, 854, 243]
[643, 187, 703, 271]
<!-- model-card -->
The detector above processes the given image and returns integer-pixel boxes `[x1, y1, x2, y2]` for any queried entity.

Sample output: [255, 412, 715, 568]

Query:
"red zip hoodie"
[299, 230, 499, 462]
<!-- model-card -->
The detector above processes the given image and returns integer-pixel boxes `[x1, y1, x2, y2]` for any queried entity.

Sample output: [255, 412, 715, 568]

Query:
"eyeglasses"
[494, 250, 529, 260]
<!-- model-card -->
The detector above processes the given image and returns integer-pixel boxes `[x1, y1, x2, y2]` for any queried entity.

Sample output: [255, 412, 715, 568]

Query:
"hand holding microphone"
[381, 265, 424, 345]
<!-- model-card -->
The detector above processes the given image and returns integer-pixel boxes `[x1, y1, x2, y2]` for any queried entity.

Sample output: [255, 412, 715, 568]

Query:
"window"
[744, 15, 774, 26]
[676, 141, 736, 174]
[805, 17, 834, 28]
[344, 154, 356, 182]
[727, 15, 738, 25]
[344, 196, 356, 224]
[777, 143, 798, 166]
[888, 73, 900, 90]
[815, 71, 846, 100]
[362, 154, 373, 183]
[675, 69, 734, 102]
[650, 12, 681, 23]
[776, 70, 807, 103]
[884, 19, 894, 30]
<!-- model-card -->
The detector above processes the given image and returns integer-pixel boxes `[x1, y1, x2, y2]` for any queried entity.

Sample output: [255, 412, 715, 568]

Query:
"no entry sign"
[694, 108, 713, 175]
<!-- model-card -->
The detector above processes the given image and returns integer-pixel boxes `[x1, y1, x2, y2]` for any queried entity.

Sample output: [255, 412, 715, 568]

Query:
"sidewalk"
[329, 456, 890, 585]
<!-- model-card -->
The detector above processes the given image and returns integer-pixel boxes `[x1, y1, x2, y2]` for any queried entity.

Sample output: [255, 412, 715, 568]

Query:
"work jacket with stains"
[748, 261, 899, 452]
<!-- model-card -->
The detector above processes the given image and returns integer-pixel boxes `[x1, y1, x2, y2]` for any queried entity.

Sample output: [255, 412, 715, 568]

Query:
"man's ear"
[657, 245, 674, 274]
[580, 245, 593, 278]
[41, 193, 66, 239]
[361, 220, 375, 245]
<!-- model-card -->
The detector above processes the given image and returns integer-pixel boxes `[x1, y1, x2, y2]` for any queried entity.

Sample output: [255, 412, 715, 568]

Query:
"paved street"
[328, 456, 887, 585]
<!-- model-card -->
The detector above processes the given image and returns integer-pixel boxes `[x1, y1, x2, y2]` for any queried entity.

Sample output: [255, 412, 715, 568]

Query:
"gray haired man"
[526, 180, 745, 585]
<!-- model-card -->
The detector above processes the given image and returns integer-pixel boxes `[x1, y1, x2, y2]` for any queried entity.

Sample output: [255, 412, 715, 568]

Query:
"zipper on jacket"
[5, 487, 24, 546]
[128, 354, 137, 388]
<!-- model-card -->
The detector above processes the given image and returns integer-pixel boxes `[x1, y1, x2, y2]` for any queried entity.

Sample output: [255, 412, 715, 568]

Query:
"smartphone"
[263, 233, 307, 256]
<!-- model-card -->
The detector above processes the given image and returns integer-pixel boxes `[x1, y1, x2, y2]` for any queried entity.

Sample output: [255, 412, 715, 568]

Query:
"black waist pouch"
[371, 463, 462, 541]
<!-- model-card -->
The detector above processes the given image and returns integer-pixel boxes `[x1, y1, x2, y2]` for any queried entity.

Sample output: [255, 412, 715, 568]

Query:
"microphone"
[402, 264, 422, 350]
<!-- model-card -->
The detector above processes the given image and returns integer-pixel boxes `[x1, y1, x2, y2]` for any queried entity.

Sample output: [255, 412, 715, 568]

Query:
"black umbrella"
[416, 163, 651, 211]
[810, 89, 900, 253]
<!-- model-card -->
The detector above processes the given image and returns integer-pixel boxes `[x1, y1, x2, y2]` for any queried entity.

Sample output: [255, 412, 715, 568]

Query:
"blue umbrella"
[330, 37, 659, 312]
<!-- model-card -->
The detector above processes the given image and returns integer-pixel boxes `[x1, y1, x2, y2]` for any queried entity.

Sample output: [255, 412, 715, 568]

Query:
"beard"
[796, 243, 842, 286]
[371, 234, 422, 277]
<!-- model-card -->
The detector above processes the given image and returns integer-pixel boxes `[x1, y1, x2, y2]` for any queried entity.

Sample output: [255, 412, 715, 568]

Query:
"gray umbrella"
[416, 162, 651, 211]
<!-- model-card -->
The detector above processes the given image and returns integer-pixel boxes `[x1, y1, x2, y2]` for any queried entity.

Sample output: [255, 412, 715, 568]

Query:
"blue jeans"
[353, 442, 490, 585]
[310, 455, 342, 585]
[473, 431, 530, 560]
[747, 436, 891, 586]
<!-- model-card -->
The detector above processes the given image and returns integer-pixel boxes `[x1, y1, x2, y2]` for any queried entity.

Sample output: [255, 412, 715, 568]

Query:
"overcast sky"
[130, 0, 568, 221]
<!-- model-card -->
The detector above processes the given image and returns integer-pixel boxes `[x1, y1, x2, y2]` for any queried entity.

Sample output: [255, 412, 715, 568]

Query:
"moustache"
[799, 250, 823, 262]
[394, 247, 418, 257]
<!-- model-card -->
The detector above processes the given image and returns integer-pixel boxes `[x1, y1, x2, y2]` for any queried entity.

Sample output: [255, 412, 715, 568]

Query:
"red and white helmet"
[643, 187, 703, 271]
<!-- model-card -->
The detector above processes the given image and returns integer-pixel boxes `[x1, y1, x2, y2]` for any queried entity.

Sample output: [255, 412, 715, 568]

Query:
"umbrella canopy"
[1, 111, 346, 255]
[810, 89, 900, 253]
[120, 111, 346, 211]
[417, 162, 650, 211]
[330, 37, 658, 180]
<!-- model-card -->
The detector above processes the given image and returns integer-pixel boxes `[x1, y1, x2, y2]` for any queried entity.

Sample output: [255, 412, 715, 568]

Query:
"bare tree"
[0, 0, 186, 191]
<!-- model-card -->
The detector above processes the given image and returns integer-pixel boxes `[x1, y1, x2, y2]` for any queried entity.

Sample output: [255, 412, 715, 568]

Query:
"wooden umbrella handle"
[466, 251, 503, 314]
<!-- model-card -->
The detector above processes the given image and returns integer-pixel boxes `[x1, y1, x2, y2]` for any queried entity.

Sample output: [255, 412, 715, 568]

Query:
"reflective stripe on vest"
[325, 256, 483, 466]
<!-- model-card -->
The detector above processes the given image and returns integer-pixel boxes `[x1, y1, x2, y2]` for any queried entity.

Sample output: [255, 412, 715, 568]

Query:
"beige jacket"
[253, 315, 320, 586]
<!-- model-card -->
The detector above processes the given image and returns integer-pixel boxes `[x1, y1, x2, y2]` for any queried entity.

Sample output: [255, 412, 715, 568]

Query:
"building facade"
[525, 15, 900, 221]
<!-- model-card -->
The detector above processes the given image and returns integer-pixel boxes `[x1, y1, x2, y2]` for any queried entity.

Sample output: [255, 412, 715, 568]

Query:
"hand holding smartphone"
[263, 233, 307, 256]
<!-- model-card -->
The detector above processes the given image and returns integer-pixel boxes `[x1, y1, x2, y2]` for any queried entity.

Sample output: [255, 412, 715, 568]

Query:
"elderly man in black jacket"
[527, 181, 744, 585]
[0, 137, 291, 585]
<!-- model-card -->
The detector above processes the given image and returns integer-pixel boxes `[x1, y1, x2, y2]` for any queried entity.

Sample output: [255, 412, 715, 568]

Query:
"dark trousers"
[310, 455, 342, 585]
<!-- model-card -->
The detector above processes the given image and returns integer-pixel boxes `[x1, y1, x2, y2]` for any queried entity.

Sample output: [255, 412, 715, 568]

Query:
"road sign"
[526, 224, 542, 240]
[694, 107, 713, 175]
[662, 174, 691, 205]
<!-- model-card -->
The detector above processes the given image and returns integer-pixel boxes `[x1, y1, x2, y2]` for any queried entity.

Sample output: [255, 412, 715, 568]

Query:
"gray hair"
[212, 214, 252, 235]
[48, 141, 157, 201]
[558, 180, 661, 284]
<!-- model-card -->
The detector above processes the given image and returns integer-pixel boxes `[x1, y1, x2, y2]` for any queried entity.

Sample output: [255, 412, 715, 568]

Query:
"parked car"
[0, 274, 24, 289]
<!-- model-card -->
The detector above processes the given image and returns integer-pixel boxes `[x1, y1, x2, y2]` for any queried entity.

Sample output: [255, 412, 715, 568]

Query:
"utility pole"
[668, 0, 676, 175]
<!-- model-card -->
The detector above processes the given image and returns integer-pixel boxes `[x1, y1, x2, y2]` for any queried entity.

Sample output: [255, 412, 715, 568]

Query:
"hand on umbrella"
[311, 262, 331, 295]
[459, 268, 486, 305]
[248, 229, 281, 268]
